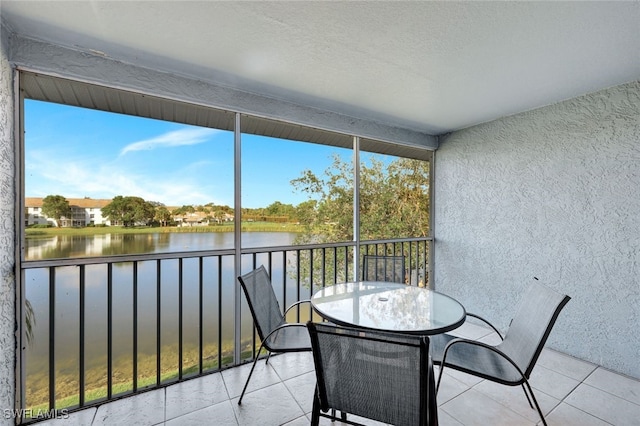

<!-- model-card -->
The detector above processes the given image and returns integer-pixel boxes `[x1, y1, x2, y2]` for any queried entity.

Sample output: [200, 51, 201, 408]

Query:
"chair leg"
[521, 383, 535, 409]
[428, 360, 439, 425]
[438, 365, 546, 425]
[436, 363, 446, 394]
[311, 393, 321, 426]
[329, 409, 347, 422]
[523, 379, 547, 426]
[238, 343, 267, 405]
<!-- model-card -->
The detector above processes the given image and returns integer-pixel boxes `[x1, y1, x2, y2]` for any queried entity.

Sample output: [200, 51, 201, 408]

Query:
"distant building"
[25, 198, 235, 227]
[25, 197, 113, 227]
[168, 208, 234, 227]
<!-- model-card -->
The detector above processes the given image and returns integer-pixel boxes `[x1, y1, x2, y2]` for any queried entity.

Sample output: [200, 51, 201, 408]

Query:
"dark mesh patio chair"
[237, 265, 312, 404]
[307, 322, 437, 426]
[430, 281, 570, 426]
[362, 254, 406, 283]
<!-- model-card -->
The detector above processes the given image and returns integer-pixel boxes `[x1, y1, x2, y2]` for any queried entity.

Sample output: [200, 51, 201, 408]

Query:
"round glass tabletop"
[311, 281, 466, 335]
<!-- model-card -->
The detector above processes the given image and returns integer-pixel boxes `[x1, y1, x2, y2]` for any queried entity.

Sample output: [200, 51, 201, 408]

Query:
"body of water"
[24, 232, 303, 407]
[25, 231, 299, 260]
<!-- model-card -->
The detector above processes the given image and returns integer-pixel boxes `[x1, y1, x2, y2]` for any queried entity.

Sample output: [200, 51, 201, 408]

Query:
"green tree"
[294, 200, 318, 224]
[154, 206, 172, 227]
[264, 201, 290, 216]
[214, 210, 227, 224]
[102, 196, 156, 227]
[291, 154, 355, 243]
[360, 157, 430, 239]
[41, 195, 71, 227]
[206, 203, 233, 215]
[172, 205, 195, 216]
[102, 195, 126, 225]
[292, 155, 430, 242]
[171, 205, 195, 225]
[291, 155, 430, 286]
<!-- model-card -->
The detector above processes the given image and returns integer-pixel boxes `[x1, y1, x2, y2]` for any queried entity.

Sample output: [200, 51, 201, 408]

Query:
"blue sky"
[25, 100, 351, 208]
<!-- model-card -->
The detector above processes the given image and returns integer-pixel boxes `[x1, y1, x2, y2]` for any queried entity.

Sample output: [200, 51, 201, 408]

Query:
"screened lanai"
[1, 2, 639, 425]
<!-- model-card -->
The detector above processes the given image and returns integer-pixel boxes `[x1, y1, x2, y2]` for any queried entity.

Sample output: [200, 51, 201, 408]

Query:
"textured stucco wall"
[434, 81, 640, 379]
[0, 25, 16, 425]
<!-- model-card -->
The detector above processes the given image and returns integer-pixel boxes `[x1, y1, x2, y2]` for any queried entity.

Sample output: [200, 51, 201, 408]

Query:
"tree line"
[39, 195, 300, 228]
[39, 156, 430, 236]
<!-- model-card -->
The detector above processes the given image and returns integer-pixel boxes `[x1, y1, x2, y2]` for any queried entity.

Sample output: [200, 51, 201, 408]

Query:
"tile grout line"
[582, 367, 640, 407]
[272, 357, 315, 420]
[90, 406, 98, 426]
[557, 368, 630, 426]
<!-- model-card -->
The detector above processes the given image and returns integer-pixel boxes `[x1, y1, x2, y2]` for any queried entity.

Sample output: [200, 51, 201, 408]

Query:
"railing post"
[233, 112, 242, 365]
[79, 264, 85, 406]
[107, 263, 113, 399]
[48, 267, 55, 411]
[198, 257, 203, 375]
[353, 136, 360, 282]
[133, 261, 138, 391]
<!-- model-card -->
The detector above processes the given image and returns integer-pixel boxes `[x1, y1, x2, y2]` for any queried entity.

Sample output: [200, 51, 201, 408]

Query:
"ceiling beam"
[9, 32, 438, 150]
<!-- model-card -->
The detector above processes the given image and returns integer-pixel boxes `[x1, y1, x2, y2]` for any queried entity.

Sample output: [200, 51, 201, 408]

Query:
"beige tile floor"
[36, 322, 640, 426]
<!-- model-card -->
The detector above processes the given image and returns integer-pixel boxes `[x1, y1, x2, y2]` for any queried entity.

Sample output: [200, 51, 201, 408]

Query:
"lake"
[24, 232, 303, 407]
[24, 231, 299, 260]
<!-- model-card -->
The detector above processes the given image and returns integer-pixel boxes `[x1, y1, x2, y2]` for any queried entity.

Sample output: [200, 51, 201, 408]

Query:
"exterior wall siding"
[434, 80, 640, 379]
[0, 25, 16, 426]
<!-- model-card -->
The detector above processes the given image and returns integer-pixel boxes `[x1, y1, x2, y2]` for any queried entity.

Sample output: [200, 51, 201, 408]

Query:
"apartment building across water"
[25, 197, 112, 227]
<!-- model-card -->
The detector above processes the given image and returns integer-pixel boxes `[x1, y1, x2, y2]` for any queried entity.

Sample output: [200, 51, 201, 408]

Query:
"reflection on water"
[26, 232, 243, 260]
[24, 232, 299, 408]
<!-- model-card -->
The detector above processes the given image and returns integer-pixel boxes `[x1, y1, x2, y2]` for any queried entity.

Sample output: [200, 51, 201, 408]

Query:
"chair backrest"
[238, 265, 285, 341]
[307, 322, 432, 426]
[362, 255, 406, 283]
[499, 282, 571, 378]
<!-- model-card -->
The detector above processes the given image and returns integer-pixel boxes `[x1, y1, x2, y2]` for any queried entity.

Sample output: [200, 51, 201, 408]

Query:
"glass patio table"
[310, 281, 464, 425]
[310, 281, 466, 335]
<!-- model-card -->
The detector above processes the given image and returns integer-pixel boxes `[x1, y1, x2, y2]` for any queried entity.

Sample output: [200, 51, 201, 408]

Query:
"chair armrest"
[441, 338, 526, 379]
[284, 299, 312, 316]
[262, 322, 309, 343]
[466, 312, 504, 340]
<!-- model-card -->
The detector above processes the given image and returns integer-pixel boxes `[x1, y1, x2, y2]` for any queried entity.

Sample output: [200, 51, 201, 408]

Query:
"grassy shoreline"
[26, 221, 304, 238]
[26, 344, 255, 416]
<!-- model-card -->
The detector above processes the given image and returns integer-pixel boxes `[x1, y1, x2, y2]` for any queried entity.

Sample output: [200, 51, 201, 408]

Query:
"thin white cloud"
[119, 128, 219, 156]
[26, 150, 231, 206]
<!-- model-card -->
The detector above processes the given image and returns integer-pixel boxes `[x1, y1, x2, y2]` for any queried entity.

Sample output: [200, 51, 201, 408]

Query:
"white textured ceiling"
[2, 1, 640, 134]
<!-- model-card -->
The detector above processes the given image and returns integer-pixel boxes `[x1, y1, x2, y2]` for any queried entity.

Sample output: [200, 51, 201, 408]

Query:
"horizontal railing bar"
[22, 248, 236, 269]
[23, 237, 432, 269]
[242, 237, 432, 254]
[359, 236, 433, 245]
[240, 241, 355, 254]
